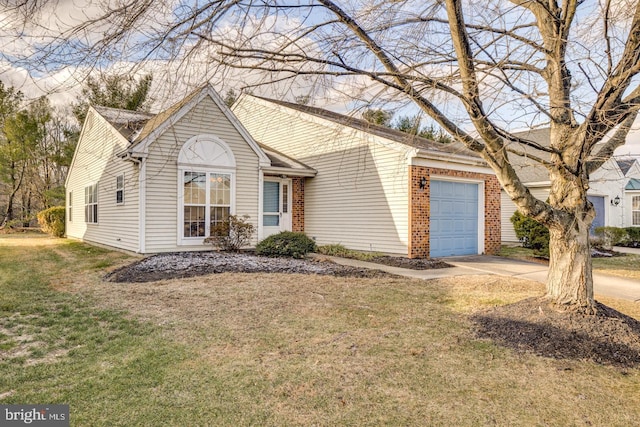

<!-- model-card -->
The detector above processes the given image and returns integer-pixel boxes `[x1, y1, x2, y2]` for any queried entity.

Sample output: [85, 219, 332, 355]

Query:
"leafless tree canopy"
[4, 0, 640, 309]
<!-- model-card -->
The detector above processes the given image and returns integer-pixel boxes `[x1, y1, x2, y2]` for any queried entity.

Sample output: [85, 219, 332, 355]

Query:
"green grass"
[1, 234, 640, 426]
[317, 243, 385, 261]
[0, 235, 187, 425]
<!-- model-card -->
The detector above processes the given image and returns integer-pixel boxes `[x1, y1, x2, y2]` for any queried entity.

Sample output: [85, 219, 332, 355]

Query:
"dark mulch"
[368, 256, 451, 270]
[105, 252, 396, 283]
[471, 297, 640, 368]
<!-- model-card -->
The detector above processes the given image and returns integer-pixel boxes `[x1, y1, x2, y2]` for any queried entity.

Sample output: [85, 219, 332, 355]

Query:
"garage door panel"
[430, 180, 479, 257]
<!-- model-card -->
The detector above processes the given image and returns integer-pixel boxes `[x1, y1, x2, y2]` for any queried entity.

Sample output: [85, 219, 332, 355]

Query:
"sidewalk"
[325, 254, 640, 302]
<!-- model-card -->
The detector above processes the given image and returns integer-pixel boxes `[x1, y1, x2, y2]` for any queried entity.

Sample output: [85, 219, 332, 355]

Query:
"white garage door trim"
[430, 176, 485, 257]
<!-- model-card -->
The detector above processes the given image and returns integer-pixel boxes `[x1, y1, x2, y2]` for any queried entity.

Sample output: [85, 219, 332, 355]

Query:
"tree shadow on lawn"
[471, 298, 640, 368]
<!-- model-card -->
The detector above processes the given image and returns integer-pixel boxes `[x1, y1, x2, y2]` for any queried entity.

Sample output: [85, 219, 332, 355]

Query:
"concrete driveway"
[326, 254, 640, 302]
[444, 255, 640, 302]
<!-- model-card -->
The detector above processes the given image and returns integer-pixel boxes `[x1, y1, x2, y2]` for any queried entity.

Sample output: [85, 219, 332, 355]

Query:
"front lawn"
[2, 234, 640, 426]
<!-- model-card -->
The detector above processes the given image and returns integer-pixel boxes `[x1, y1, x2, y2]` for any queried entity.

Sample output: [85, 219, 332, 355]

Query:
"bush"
[510, 210, 549, 258]
[37, 206, 66, 237]
[594, 226, 627, 249]
[317, 243, 383, 261]
[624, 227, 640, 247]
[317, 243, 351, 257]
[256, 231, 317, 259]
[204, 215, 255, 251]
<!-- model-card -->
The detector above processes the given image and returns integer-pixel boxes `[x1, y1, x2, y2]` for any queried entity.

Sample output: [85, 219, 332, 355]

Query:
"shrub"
[594, 226, 627, 249]
[204, 215, 255, 251]
[317, 243, 351, 257]
[317, 243, 383, 261]
[624, 227, 640, 247]
[510, 210, 549, 258]
[37, 206, 66, 237]
[256, 231, 317, 259]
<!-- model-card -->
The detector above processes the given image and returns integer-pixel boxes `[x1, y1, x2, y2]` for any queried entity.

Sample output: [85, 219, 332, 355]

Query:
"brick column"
[408, 166, 430, 258]
[291, 177, 305, 232]
[483, 175, 502, 255]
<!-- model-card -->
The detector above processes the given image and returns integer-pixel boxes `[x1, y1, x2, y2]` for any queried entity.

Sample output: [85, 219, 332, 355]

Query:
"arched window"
[178, 135, 236, 244]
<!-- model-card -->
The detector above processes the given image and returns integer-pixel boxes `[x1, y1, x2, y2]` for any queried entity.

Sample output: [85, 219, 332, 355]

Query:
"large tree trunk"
[546, 215, 596, 313]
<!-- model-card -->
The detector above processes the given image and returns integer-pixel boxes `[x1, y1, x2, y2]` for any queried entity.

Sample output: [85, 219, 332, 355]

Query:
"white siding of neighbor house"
[65, 109, 140, 252]
[501, 187, 550, 243]
[234, 97, 410, 255]
[501, 158, 630, 242]
[143, 95, 260, 253]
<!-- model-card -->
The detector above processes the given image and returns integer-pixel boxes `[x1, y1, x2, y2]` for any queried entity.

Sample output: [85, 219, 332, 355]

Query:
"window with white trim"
[68, 191, 73, 222]
[182, 171, 231, 238]
[84, 184, 98, 223]
[633, 196, 640, 226]
[116, 174, 124, 204]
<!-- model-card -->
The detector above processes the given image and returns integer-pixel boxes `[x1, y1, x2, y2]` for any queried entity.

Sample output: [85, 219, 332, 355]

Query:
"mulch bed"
[367, 256, 451, 270]
[105, 252, 398, 283]
[471, 297, 640, 368]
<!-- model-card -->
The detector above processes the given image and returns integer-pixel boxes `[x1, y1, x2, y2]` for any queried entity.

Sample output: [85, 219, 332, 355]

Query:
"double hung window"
[183, 171, 231, 238]
[85, 184, 98, 223]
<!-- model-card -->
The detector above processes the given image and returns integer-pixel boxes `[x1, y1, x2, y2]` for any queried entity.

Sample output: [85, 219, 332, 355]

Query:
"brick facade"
[408, 165, 501, 259]
[291, 177, 305, 232]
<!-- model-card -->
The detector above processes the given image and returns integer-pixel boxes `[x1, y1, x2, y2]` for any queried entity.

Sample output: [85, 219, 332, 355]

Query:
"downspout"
[138, 157, 147, 253]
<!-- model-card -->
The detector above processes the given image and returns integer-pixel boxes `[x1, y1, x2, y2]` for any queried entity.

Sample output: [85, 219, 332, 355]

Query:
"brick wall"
[408, 166, 501, 258]
[291, 177, 305, 232]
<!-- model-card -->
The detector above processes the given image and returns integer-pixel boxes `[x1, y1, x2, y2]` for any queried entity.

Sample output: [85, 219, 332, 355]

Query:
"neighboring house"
[500, 128, 640, 243]
[65, 85, 315, 253]
[233, 95, 501, 258]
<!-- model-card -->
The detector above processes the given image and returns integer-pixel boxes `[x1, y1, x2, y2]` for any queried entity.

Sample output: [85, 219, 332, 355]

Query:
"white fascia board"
[261, 166, 317, 178]
[522, 181, 551, 188]
[411, 153, 493, 175]
[626, 160, 640, 178]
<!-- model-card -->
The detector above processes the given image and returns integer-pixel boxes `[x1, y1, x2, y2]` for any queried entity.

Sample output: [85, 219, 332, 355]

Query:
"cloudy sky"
[1, 0, 640, 155]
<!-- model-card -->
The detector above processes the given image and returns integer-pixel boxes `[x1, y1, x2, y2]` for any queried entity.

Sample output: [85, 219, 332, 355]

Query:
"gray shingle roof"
[253, 96, 479, 158]
[506, 128, 553, 183]
[617, 157, 637, 176]
[93, 106, 154, 141]
[93, 86, 205, 145]
[260, 145, 315, 172]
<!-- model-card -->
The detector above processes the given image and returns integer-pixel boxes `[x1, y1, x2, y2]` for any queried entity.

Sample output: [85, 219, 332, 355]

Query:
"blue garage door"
[587, 195, 605, 236]
[430, 180, 479, 257]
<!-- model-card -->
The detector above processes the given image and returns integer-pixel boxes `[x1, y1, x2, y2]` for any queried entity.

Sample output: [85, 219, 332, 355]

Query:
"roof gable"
[97, 85, 271, 166]
[65, 106, 133, 187]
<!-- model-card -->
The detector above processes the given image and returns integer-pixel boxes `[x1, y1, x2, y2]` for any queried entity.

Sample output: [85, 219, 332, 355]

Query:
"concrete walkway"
[325, 254, 640, 302]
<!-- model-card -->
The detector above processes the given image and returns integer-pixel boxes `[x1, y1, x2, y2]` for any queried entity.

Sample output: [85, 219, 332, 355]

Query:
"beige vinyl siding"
[501, 187, 549, 243]
[144, 95, 260, 252]
[235, 98, 410, 255]
[65, 110, 140, 252]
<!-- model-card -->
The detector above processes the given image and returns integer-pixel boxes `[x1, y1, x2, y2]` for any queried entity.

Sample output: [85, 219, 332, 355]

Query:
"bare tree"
[4, 0, 640, 312]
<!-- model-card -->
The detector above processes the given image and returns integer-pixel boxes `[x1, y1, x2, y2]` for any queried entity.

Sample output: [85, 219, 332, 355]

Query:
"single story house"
[66, 85, 501, 258]
[65, 85, 316, 253]
[232, 94, 501, 258]
[500, 128, 640, 242]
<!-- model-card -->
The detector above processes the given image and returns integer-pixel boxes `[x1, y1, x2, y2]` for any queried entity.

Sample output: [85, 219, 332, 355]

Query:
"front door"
[263, 178, 292, 238]
[587, 195, 605, 235]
